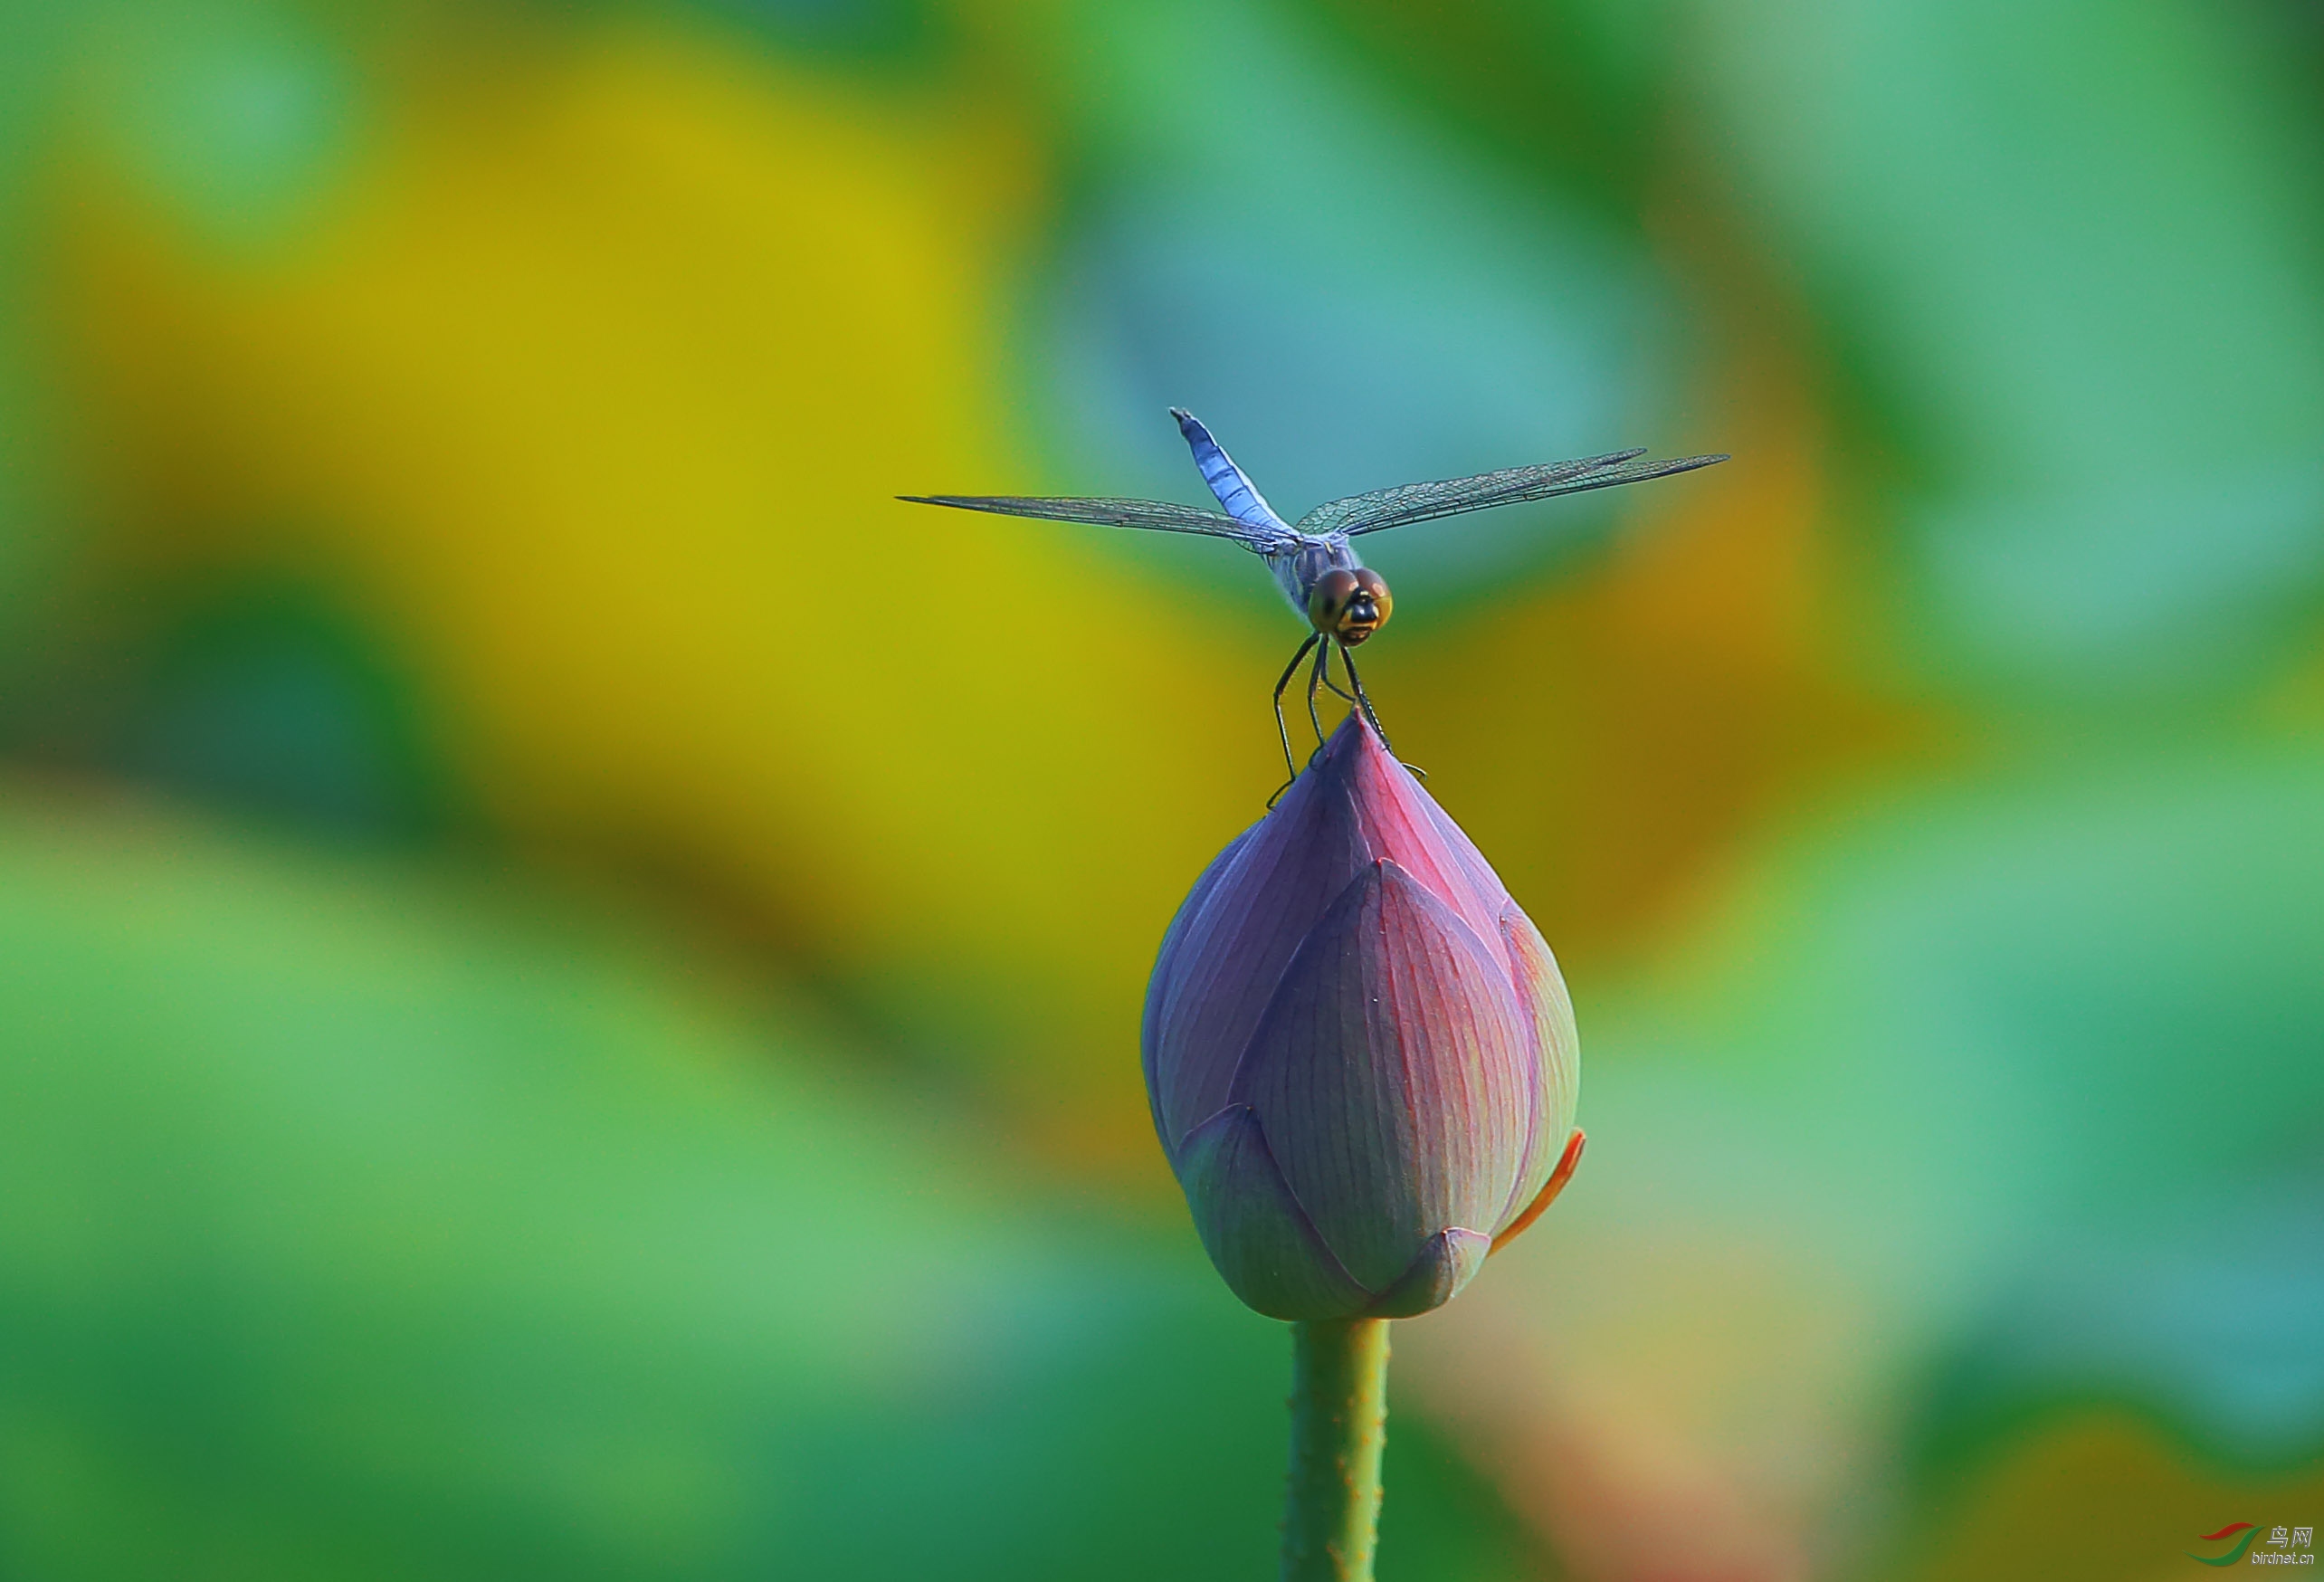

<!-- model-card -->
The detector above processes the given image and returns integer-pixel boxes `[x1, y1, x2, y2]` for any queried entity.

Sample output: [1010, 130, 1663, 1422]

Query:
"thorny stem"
[1281, 1317, 1391, 1582]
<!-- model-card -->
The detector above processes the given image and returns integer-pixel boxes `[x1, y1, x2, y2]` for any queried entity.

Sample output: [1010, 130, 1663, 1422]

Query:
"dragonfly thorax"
[1269, 538, 1358, 616]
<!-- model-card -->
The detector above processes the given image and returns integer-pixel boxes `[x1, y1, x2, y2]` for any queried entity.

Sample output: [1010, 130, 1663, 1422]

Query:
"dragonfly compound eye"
[1329, 570, 1391, 645]
[1307, 569, 1359, 636]
[1309, 567, 1394, 643]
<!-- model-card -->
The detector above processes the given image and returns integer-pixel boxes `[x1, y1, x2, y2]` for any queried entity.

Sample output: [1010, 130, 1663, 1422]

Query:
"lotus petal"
[1142, 824, 1256, 1145]
[1143, 760, 1372, 1157]
[1328, 718, 1510, 964]
[1493, 905, 1581, 1232]
[1232, 860, 1530, 1292]
[1176, 1105, 1373, 1320]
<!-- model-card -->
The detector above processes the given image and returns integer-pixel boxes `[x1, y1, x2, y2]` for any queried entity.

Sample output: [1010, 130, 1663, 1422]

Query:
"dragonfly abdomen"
[1172, 408, 1287, 532]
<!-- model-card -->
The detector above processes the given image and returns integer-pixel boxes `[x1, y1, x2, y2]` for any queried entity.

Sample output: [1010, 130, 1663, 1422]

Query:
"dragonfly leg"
[1339, 644, 1424, 779]
[1336, 643, 1390, 748]
[1270, 633, 1322, 802]
[1305, 637, 1331, 748]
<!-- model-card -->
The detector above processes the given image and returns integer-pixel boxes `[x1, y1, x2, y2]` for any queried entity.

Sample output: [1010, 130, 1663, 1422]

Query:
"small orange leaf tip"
[1489, 1129, 1586, 1256]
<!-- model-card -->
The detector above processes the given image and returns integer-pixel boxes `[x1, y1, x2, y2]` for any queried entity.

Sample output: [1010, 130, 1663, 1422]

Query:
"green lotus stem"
[1281, 1317, 1391, 1581]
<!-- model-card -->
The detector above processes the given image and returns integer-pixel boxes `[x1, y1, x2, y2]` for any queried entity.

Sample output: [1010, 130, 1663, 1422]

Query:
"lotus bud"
[1143, 714, 1584, 1320]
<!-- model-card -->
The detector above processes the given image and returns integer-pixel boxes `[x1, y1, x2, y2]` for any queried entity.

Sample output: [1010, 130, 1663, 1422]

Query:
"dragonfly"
[905, 409, 1727, 792]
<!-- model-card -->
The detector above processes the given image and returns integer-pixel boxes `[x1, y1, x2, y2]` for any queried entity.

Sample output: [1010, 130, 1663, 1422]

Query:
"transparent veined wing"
[900, 494, 1297, 551]
[1291, 449, 1643, 537]
[1297, 449, 1728, 538]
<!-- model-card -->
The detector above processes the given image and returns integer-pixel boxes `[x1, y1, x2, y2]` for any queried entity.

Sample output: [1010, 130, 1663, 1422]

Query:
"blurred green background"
[2, 0, 2321, 1577]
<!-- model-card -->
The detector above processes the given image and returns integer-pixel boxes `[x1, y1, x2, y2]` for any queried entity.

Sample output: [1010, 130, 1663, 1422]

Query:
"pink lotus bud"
[1144, 715, 1584, 1320]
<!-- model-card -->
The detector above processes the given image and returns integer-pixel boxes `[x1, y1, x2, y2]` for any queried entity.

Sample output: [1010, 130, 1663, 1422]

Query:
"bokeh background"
[3, 0, 2322, 1577]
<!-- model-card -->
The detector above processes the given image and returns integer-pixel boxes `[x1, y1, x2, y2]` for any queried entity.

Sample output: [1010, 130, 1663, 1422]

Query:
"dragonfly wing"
[1300, 449, 1728, 538]
[899, 493, 1291, 548]
[1292, 449, 1644, 537]
[1170, 408, 1293, 534]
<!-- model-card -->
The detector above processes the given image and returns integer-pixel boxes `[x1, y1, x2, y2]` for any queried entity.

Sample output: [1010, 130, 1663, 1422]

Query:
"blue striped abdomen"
[1172, 408, 1287, 531]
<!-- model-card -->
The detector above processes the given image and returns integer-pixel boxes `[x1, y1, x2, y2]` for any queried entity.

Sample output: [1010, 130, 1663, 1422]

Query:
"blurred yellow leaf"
[55, 20, 1276, 1167]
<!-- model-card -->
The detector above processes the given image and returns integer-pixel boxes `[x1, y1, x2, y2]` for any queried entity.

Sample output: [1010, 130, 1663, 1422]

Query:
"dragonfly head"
[1309, 567, 1393, 645]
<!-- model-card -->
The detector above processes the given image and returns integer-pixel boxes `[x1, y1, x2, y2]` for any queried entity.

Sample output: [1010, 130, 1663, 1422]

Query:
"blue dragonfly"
[906, 409, 1726, 790]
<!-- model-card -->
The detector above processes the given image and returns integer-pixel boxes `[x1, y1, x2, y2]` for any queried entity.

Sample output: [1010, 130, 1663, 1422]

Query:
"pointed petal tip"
[1367, 1227, 1491, 1318]
[1315, 710, 1394, 779]
[1312, 713, 1502, 914]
